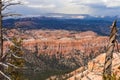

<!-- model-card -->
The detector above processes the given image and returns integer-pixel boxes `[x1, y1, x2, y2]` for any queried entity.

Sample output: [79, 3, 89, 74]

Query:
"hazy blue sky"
[7, 0, 120, 16]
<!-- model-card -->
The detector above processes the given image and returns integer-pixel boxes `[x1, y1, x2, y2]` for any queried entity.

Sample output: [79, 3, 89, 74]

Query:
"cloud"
[27, 4, 56, 9]
[103, 0, 120, 8]
[6, 0, 120, 16]
[71, 0, 120, 8]
[71, 0, 103, 5]
[69, 0, 120, 16]
[21, 0, 56, 9]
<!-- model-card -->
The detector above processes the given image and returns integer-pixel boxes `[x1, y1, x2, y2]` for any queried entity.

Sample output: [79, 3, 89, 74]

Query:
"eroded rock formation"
[4, 30, 109, 57]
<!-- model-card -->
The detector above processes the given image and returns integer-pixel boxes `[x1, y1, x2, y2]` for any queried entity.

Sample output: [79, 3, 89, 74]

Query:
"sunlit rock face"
[4, 30, 108, 56]
[23, 36, 108, 56]
[67, 53, 120, 80]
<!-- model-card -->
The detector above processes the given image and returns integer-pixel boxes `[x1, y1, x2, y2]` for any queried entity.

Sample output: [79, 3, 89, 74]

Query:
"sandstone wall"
[21, 36, 108, 56]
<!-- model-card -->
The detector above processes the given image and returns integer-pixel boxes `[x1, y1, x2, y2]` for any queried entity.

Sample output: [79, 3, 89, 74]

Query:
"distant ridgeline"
[3, 16, 120, 36]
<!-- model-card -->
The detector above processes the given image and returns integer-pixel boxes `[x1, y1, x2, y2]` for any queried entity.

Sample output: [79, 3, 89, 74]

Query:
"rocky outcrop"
[67, 53, 120, 80]
[46, 53, 120, 80]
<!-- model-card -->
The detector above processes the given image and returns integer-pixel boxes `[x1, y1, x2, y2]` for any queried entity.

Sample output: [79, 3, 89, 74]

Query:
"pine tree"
[0, 0, 21, 79]
[6, 37, 25, 80]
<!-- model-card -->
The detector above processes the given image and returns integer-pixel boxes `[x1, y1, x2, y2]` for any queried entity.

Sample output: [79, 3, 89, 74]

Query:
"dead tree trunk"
[0, 0, 3, 58]
[0, 0, 4, 79]
[0, 0, 21, 79]
[103, 20, 117, 79]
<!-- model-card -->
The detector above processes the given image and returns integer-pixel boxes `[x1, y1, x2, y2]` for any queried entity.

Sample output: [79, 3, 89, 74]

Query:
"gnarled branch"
[0, 71, 11, 80]
[2, 2, 21, 11]
[0, 62, 8, 68]
[6, 63, 19, 69]
[2, 13, 21, 17]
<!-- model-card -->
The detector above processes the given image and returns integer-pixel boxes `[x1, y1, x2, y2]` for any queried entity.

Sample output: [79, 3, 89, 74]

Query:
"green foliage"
[6, 37, 26, 80]
[9, 37, 24, 66]
[103, 73, 120, 80]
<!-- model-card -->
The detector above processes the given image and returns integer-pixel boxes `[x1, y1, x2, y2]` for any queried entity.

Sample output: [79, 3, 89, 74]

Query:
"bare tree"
[0, 0, 21, 80]
[103, 20, 118, 79]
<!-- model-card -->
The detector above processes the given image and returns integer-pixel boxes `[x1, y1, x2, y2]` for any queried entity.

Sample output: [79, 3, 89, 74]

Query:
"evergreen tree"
[6, 37, 25, 80]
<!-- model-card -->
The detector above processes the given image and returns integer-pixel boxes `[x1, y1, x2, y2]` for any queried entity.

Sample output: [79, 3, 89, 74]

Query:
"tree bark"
[0, 0, 3, 57]
[103, 20, 117, 78]
[0, 0, 4, 79]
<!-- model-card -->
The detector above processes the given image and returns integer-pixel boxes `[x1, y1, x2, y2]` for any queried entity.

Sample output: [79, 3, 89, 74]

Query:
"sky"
[5, 0, 120, 16]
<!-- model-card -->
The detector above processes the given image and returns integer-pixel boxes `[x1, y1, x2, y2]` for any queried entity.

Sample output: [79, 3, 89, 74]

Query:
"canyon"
[1, 16, 120, 80]
[4, 29, 118, 80]
[4, 29, 109, 56]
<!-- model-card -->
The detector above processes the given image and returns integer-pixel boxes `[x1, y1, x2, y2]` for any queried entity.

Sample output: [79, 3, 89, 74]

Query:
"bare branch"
[6, 63, 19, 69]
[2, 0, 14, 4]
[3, 35, 22, 50]
[0, 71, 11, 80]
[0, 62, 8, 68]
[3, 35, 24, 59]
[2, 13, 21, 17]
[11, 53, 23, 59]
[0, 53, 7, 62]
[2, 2, 21, 11]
